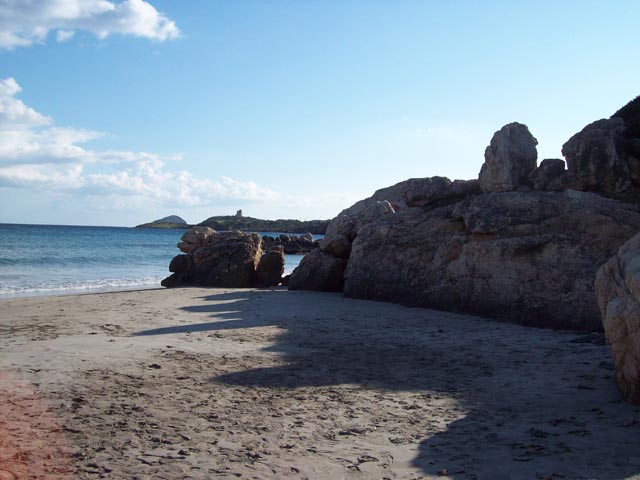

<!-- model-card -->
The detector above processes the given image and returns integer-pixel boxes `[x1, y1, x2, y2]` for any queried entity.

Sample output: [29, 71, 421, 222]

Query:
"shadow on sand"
[133, 289, 640, 478]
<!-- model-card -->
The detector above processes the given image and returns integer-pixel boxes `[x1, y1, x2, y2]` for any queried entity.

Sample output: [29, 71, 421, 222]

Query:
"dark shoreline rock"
[262, 233, 319, 254]
[162, 228, 287, 288]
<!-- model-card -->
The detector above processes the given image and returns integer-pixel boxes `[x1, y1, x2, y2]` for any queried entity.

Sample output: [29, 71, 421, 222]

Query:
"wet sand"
[1, 287, 639, 479]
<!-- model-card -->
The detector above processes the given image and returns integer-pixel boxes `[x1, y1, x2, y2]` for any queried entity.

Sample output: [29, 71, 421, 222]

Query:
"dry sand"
[1, 287, 639, 479]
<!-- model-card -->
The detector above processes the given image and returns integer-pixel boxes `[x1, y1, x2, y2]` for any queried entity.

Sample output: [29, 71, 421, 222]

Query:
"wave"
[0, 276, 164, 298]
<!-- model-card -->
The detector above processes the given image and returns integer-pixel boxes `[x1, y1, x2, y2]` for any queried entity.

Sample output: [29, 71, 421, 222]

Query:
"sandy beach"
[1, 287, 640, 479]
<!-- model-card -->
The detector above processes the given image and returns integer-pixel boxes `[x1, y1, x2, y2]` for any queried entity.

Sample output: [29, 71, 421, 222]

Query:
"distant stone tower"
[235, 209, 243, 217]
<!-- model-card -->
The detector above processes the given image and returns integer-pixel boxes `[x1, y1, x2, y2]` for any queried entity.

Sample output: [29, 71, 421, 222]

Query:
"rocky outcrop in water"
[289, 95, 640, 332]
[596, 233, 640, 404]
[136, 214, 190, 229]
[162, 227, 285, 288]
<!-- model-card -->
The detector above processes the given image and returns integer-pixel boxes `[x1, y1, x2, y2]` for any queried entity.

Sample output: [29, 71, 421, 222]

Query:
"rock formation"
[344, 190, 640, 331]
[479, 122, 538, 193]
[562, 118, 630, 192]
[288, 200, 396, 292]
[288, 249, 348, 292]
[289, 95, 640, 332]
[162, 227, 286, 288]
[596, 233, 640, 404]
[403, 177, 481, 207]
[255, 245, 285, 287]
[262, 233, 319, 254]
[562, 95, 640, 193]
[529, 158, 567, 191]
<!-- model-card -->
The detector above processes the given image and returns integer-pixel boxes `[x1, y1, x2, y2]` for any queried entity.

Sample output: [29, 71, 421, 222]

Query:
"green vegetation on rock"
[136, 214, 329, 234]
[198, 215, 329, 235]
[135, 221, 191, 229]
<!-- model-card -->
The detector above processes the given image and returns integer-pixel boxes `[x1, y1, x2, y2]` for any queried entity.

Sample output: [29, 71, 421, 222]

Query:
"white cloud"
[0, 77, 280, 209]
[0, 78, 52, 128]
[0, 0, 179, 49]
[56, 29, 75, 42]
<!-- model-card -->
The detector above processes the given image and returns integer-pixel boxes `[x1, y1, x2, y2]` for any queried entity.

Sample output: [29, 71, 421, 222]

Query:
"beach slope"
[1, 288, 639, 479]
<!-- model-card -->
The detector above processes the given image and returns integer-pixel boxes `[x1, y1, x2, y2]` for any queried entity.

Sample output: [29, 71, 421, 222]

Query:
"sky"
[1, 0, 639, 227]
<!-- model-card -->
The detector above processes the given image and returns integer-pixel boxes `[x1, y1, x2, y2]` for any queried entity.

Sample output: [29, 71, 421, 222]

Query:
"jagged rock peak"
[478, 122, 538, 193]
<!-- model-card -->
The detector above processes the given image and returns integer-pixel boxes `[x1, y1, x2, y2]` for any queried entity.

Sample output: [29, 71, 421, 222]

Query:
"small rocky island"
[135, 215, 189, 229]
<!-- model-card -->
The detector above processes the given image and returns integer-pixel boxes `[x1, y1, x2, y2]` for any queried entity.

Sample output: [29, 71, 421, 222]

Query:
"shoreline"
[0, 284, 166, 301]
[2, 287, 640, 478]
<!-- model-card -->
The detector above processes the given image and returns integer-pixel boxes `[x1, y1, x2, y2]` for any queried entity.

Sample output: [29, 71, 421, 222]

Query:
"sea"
[0, 223, 320, 299]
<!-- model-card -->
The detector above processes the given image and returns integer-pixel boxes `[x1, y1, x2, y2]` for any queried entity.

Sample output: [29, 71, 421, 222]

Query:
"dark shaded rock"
[255, 245, 285, 287]
[288, 249, 347, 292]
[530, 158, 567, 191]
[169, 254, 192, 273]
[562, 118, 630, 193]
[612, 95, 640, 138]
[262, 233, 319, 254]
[198, 215, 329, 235]
[404, 177, 481, 207]
[479, 123, 538, 193]
[343, 190, 640, 331]
[596, 232, 640, 404]
[162, 229, 262, 288]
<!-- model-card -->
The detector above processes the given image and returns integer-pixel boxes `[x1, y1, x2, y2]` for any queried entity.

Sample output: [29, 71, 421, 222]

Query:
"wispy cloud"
[0, 0, 179, 50]
[0, 77, 279, 208]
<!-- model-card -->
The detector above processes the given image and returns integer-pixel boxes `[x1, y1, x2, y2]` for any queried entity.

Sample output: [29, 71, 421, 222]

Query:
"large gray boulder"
[479, 122, 538, 193]
[596, 233, 640, 404]
[255, 245, 285, 287]
[321, 200, 395, 258]
[288, 249, 347, 292]
[561, 95, 640, 194]
[162, 229, 263, 288]
[344, 190, 640, 331]
[529, 158, 567, 191]
[562, 118, 630, 193]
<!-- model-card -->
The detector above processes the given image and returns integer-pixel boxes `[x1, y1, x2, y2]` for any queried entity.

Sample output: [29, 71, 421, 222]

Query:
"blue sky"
[1, 0, 639, 226]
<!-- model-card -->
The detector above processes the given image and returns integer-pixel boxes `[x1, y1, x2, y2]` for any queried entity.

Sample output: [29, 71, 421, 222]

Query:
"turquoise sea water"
[0, 224, 314, 298]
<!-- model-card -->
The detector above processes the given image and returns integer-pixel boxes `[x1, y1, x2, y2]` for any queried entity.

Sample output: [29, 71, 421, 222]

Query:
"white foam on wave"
[0, 276, 164, 299]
